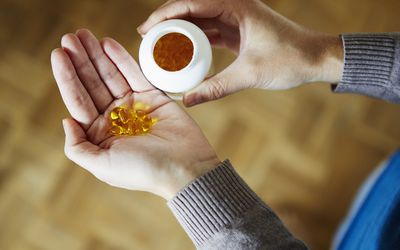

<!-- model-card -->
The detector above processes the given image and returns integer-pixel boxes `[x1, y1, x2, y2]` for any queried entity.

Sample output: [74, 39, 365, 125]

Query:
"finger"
[203, 30, 225, 48]
[61, 33, 113, 113]
[189, 17, 240, 52]
[183, 57, 254, 107]
[76, 29, 131, 98]
[189, 17, 219, 31]
[62, 118, 105, 173]
[101, 37, 154, 92]
[157, 0, 177, 10]
[136, 0, 178, 38]
[137, 0, 223, 35]
[51, 48, 98, 129]
[189, 18, 222, 44]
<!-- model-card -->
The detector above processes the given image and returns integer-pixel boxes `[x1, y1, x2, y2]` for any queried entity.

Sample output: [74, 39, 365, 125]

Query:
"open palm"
[51, 29, 219, 199]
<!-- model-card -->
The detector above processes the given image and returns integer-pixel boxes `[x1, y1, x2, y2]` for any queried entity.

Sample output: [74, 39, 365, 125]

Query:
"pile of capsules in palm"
[109, 104, 157, 136]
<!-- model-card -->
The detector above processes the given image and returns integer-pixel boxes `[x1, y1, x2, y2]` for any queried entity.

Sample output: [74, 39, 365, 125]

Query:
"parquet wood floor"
[0, 0, 399, 249]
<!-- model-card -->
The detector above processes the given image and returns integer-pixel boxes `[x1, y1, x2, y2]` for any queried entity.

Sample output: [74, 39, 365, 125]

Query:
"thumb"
[183, 57, 255, 107]
[63, 118, 87, 146]
[62, 118, 104, 172]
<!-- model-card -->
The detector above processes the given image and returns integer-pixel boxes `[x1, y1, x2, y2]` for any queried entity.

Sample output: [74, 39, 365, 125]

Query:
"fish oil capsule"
[110, 110, 119, 120]
[142, 123, 151, 132]
[136, 109, 145, 118]
[109, 104, 156, 136]
[112, 119, 123, 127]
[142, 116, 152, 123]
[119, 122, 129, 133]
[110, 125, 122, 135]
[124, 123, 133, 134]
[118, 108, 132, 124]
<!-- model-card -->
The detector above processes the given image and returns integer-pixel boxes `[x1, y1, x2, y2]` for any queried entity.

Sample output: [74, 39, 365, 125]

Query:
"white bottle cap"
[139, 19, 212, 94]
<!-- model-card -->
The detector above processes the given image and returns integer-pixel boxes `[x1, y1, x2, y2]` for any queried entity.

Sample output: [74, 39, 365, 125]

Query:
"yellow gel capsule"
[142, 123, 151, 132]
[109, 104, 156, 136]
[110, 126, 122, 135]
[129, 122, 139, 134]
[118, 108, 132, 124]
[142, 116, 152, 123]
[134, 102, 148, 111]
[110, 111, 119, 120]
[112, 120, 124, 127]
[136, 109, 145, 118]
[129, 109, 138, 119]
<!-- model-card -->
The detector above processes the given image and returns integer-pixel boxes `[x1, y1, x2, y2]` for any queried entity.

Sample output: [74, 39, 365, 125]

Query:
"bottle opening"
[153, 32, 194, 72]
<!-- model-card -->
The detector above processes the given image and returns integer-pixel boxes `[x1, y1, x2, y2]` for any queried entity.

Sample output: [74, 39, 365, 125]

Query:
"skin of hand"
[138, 0, 344, 107]
[51, 29, 220, 200]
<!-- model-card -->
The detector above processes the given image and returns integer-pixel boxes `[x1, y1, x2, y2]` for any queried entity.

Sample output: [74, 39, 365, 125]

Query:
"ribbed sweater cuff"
[167, 160, 262, 247]
[334, 33, 400, 103]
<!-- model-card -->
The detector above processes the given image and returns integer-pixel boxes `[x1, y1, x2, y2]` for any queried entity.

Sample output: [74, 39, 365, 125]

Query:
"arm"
[168, 160, 307, 250]
[138, 0, 400, 105]
[333, 33, 400, 103]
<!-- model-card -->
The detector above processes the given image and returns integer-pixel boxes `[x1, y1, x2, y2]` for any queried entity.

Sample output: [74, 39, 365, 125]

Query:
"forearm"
[168, 160, 308, 250]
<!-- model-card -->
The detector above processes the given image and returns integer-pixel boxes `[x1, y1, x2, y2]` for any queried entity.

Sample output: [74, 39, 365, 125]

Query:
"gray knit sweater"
[168, 33, 400, 249]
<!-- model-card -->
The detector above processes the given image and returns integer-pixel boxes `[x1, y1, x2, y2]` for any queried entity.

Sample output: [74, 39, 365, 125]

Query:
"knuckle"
[64, 146, 73, 160]
[102, 68, 119, 83]
[208, 79, 226, 100]
[104, 179, 118, 188]
[244, 53, 264, 67]
[72, 94, 88, 107]
[120, 53, 131, 63]
[89, 51, 105, 63]
[60, 68, 78, 82]
[86, 78, 103, 92]
[76, 59, 91, 72]
[92, 171, 105, 182]
[93, 169, 111, 184]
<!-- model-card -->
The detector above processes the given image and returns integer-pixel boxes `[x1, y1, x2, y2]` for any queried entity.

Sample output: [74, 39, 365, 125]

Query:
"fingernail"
[62, 119, 67, 128]
[184, 93, 202, 107]
[51, 48, 59, 57]
[75, 28, 84, 35]
[137, 24, 144, 34]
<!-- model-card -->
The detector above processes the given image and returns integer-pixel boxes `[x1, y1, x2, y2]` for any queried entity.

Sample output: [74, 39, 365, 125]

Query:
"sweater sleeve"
[167, 160, 308, 250]
[333, 33, 400, 103]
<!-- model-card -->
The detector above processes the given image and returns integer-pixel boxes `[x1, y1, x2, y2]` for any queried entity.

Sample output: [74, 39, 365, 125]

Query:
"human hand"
[138, 0, 344, 106]
[51, 29, 220, 200]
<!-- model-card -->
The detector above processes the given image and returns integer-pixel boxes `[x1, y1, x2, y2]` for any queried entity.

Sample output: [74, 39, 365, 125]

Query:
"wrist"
[307, 33, 344, 83]
[162, 156, 221, 200]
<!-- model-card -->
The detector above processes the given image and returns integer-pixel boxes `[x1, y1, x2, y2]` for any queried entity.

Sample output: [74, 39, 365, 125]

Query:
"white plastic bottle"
[139, 19, 212, 98]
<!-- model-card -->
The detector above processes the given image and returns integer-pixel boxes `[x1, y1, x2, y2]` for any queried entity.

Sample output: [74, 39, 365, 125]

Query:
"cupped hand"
[138, 0, 343, 106]
[51, 29, 220, 200]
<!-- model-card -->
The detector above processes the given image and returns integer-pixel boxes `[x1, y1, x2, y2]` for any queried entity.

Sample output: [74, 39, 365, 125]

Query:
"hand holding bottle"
[138, 0, 344, 106]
